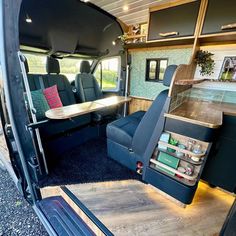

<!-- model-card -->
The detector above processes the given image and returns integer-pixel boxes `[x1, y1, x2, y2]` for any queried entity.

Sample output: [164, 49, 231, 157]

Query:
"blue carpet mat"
[39, 138, 141, 187]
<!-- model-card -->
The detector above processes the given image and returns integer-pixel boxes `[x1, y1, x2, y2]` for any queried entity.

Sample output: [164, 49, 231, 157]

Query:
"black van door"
[0, 1, 115, 235]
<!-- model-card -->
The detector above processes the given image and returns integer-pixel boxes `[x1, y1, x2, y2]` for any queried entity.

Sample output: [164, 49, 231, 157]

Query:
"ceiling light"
[112, 41, 116, 46]
[83, 0, 90, 2]
[25, 15, 32, 23]
[123, 5, 129, 11]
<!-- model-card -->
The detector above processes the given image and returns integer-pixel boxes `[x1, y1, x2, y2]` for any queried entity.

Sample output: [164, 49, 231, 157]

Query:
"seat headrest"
[23, 57, 29, 73]
[46, 56, 60, 74]
[163, 65, 178, 87]
[80, 61, 91, 73]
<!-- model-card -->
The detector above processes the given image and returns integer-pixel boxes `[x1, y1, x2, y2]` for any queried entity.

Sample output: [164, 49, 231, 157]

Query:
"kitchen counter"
[165, 99, 236, 129]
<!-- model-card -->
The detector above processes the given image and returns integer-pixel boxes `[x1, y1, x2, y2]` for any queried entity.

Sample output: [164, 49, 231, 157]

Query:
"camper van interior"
[1, 0, 236, 235]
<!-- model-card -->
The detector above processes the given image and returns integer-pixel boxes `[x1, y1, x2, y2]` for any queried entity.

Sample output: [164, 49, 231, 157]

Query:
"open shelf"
[158, 141, 206, 158]
[124, 36, 195, 49]
[199, 32, 236, 45]
[149, 162, 197, 187]
[150, 159, 198, 181]
[175, 79, 206, 86]
[155, 148, 204, 165]
[125, 34, 146, 40]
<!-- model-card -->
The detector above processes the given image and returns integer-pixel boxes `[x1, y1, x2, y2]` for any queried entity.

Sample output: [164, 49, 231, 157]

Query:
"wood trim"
[126, 34, 146, 40]
[199, 31, 236, 39]
[197, 0, 208, 37]
[146, 7, 150, 43]
[61, 190, 105, 236]
[189, 0, 208, 63]
[125, 37, 195, 50]
[146, 35, 195, 44]
[129, 97, 153, 114]
[129, 95, 154, 101]
[149, 0, 197, 12]
[127, 44, 193, 52]
[174, 79, 206, 85]
[168, 62, 196, 97]
[200, 41, 236, 47]
[164, 112, 222, 129]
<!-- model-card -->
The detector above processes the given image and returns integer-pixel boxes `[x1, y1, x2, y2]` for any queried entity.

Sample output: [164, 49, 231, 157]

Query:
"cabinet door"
[202, 116, 236, 193]
[202, 0, 236, 35]
[147, 1, 200, 41]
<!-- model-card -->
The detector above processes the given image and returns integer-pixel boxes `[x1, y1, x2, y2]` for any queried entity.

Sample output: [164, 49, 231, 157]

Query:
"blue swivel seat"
[106, 65, 177, 171]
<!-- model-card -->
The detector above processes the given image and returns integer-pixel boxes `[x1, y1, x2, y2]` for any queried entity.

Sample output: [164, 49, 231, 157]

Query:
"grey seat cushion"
[76, 73, 103, 102]
[75, 60, 117, 121]
[45, 57, 76, 106]
[43, 75, 76, 106]
[24, 57, 91, 136]
[106, 111, 145, 148]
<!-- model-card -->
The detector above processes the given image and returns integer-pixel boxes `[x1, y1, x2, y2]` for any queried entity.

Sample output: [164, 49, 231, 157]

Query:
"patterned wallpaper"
[130, 48, 193, 99]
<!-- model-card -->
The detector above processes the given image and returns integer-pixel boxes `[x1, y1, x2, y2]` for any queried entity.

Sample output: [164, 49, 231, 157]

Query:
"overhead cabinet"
[201, 0, 236, 35]
[147, 0, 201, 41]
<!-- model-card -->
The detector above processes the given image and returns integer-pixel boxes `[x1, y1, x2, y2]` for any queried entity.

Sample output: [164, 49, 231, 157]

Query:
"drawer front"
[148, 1, 200, 41]
[144, 167, 198, 204]
[202, 0, 236, 35]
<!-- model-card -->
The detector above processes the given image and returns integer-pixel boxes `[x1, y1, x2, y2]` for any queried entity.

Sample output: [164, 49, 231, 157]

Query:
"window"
[60, 58, 93, 82]
[24, 53, 93, 82]
[94, 57, 120, 91]
[146, 58, 168, 82]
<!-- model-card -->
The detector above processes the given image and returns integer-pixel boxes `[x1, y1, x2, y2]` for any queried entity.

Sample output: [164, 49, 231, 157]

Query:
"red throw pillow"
[43, 85, 63, 109]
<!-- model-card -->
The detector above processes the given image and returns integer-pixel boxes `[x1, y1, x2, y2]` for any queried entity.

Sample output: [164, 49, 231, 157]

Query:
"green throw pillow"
[30, 89, 50, 120]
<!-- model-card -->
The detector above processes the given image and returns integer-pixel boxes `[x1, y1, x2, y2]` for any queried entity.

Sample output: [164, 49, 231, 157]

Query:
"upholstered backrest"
[46, 56, 60, 74]
[75, 60, 103, 102]
[131, 65, 177, 156]
[45, 57, 76, 106]
[43, 75, 76, 106]
[80, 60, 90, 73]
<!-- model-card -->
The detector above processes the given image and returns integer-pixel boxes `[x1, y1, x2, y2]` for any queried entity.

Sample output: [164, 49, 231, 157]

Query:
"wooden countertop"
[165, 99, 236, 129]
[45, 96, 131, 120]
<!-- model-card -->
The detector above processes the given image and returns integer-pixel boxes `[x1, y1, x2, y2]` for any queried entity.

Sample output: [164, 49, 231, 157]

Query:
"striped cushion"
[43, 85, 63, 109]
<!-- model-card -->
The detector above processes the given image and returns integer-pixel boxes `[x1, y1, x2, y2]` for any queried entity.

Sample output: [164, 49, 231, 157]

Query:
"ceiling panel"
[87, 0, 169, 26]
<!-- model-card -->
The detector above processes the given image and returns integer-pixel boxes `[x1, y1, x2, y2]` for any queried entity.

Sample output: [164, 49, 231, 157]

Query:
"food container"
[191, 156, 201, 162]
[185, 164, 194, 176]
[193, 144, 203, 155]
[176, 166, 186, 178]
[176, 144, 186, 157]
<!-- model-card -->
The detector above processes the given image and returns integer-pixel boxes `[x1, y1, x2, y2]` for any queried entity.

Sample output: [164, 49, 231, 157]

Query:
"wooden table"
[165, 99, 236, 129]
[45, 96, 131, 120]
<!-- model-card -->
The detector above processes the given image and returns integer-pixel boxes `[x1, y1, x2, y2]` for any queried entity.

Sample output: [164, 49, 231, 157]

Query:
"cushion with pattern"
[30, 89, 50, 120]
[43, 85, 63, 109]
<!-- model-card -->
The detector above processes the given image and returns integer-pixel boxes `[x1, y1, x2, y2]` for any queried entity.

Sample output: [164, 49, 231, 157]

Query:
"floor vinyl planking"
[66, 180, 234, 236]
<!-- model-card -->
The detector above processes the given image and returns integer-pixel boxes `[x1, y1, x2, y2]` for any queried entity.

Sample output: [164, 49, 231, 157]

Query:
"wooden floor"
[65, 180, 234, 236]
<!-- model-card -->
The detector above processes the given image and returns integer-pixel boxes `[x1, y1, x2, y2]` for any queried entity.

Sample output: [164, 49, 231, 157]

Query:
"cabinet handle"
[159, 31, 179, 37]
[221, 23, 236, 30]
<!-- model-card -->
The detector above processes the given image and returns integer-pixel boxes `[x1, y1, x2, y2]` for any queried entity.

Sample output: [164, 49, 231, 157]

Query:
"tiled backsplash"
[130, 47, 192, 99]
